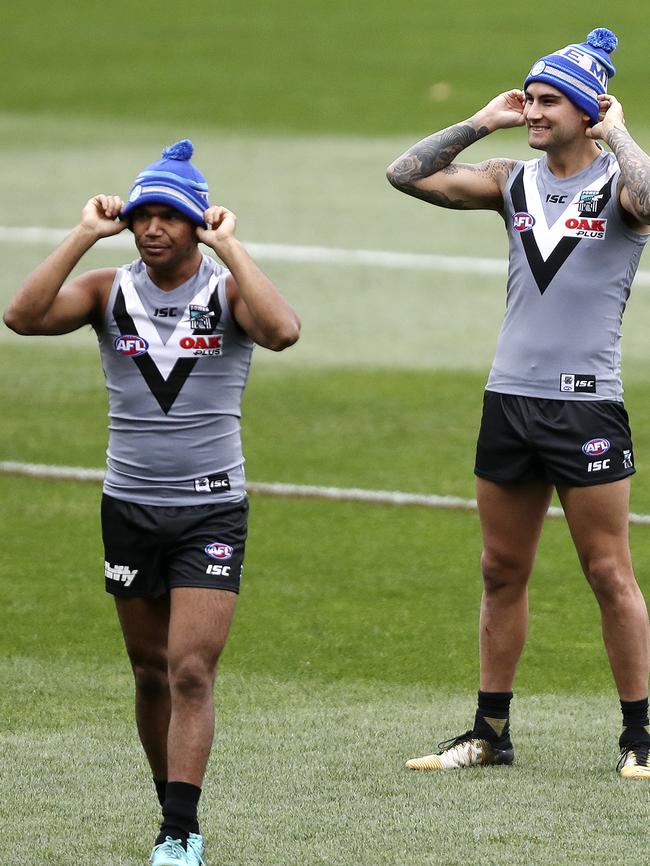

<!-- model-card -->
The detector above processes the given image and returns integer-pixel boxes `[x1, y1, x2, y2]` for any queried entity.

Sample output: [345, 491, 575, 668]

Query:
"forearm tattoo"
[390, 122, 489, 181]
[607, 127, 650, 221]
[387, 121, 501, 208]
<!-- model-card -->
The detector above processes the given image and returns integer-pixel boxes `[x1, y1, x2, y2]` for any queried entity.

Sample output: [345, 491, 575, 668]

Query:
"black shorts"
[474, 391, 635, 487]
[101, 494, 248, 597]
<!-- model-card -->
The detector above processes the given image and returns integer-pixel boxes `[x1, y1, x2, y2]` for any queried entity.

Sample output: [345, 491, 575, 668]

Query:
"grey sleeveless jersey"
[487, 150, 648, 401]
[98, 254, 254, 505]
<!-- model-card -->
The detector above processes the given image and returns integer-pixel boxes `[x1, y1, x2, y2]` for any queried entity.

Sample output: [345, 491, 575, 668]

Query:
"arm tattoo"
[387, 122, 489, 187]
[386, 122, 514, 209]
[607, 127, 650, 222]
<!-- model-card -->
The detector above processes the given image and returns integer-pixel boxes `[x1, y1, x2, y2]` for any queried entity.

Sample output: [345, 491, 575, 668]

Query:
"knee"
[481, 548, 531, 594]
[130, 653, 169, 697]
[585, 556, 635, 605]
[169, 655, 218, 701]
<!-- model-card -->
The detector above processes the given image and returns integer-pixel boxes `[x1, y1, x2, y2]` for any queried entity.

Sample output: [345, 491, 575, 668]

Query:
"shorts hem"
[169, 582, 240, 594]
[105, 582, 240, 597]
[474, 468, 636, 487]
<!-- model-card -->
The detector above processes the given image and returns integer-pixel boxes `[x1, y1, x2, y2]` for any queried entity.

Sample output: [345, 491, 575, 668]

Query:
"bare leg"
[558, 479, 650, 700]
[166, 587, 238, 785]
[115, 594, 171, 779]
[476, 478, 554, 691]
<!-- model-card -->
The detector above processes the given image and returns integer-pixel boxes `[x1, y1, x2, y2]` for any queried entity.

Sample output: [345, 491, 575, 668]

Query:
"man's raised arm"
[3, 195, 127, 336]
[386, 90, 526, 211]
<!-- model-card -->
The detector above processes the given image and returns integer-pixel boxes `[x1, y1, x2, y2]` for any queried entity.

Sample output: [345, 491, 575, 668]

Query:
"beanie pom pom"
[162, 139, 194, 161]
[586, 28, 618, 54]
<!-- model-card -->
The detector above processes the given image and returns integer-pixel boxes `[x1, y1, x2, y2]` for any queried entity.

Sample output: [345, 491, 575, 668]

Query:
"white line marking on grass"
[3, 225, 650, 283]
[3, 460, 650, 525]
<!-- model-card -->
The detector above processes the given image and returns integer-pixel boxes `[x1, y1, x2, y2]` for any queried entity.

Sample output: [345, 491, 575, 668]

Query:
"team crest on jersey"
[578, 190, 604, 215]
[513, 212, 535, 232]
[184, 305, 215, 331]
[114, 334, 149, 357]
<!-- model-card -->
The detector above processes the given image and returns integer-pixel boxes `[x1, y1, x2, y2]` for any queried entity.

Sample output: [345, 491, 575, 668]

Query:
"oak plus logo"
[513, 212, 535, 232]
[114, 335, 149, 357]
[179, 335, 223, 357]
[564, 217, 607, 240]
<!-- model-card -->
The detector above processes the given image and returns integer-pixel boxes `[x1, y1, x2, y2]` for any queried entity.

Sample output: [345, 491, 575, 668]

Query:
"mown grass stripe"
[3, 224, 650, 284]
[4, 459, 650, 525]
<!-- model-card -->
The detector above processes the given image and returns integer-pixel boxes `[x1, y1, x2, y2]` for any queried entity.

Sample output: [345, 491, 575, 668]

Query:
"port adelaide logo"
[114, 334, 149, 357]
[185, 305, 215, 331]
[513, 212, 535, 232]
[582, 438, 610, 457]
[205, 541, 234, 560]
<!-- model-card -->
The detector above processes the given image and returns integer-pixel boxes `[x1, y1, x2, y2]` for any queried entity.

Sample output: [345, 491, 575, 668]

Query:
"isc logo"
[114, 335, 149, 357]
[206, 563, 231, 576]
[587, 459, 611, 473]
[513, 212, 535, 232]
[582, 438, 610, 457]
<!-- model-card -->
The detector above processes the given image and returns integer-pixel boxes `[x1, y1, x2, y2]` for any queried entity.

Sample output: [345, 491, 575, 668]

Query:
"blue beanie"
[121, 139, 210, 227]
[524, 28, 618, 125]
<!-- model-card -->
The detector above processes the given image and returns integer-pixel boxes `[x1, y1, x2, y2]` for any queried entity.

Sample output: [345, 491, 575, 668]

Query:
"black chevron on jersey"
[113, 287, 199, 415]
[511, 168, 615, 295]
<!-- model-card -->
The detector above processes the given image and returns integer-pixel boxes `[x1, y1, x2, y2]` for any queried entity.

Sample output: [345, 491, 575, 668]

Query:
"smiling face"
[523, 82, 591, 152]
[130, 203, 200, 272]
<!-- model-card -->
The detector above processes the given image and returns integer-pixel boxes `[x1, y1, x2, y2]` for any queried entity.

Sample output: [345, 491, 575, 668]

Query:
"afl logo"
[114, 335, 149, 357]
[513, 212, 535, 232]
[582, 438, 610, 457]
[205, 541, 234, 560]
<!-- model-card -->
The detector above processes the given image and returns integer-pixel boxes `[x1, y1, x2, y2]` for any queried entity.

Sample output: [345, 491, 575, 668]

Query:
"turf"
[3, 2, 650, 135]
[3, 661, 649, 866]
[4, 14, 650, 861]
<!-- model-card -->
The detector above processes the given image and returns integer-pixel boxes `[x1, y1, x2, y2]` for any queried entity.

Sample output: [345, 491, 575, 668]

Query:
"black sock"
[155, 781, 202, 847]
[620, 697, 650, 744]
[154, 778, 167, 809]
[473, 690, 513, 742]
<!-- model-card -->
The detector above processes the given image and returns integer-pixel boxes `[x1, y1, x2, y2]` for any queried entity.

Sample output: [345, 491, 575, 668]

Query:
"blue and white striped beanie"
[121, 139, 210, 227]
[524, 28, 618, 125]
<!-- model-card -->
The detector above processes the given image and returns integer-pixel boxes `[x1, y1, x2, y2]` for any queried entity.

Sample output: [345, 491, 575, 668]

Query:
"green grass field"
[3, 3, 650, 864]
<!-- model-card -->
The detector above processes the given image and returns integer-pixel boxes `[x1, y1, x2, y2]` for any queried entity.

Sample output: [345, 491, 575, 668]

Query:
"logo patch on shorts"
[205, 541, 234, 560]
[194, 472, 231, 494]
[104, 561, 138, 587]
[623, 450, 634, 470]
[582, 438, 610, 457]
[560, 373, 596, 393]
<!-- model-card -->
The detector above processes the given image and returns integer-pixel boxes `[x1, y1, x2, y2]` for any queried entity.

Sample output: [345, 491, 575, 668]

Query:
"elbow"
[386, 163, 402, 189]
[386, 162, 411, 193]
[3, 308, 34, 335]
[266, 319, 301, 352]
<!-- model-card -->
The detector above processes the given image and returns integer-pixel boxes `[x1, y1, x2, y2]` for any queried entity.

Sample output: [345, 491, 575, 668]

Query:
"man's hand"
[81, 195, 128, 238]
[196, 205, 238, 250]
[587, 93, 626, 141]
[474, 90, 526, 133]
